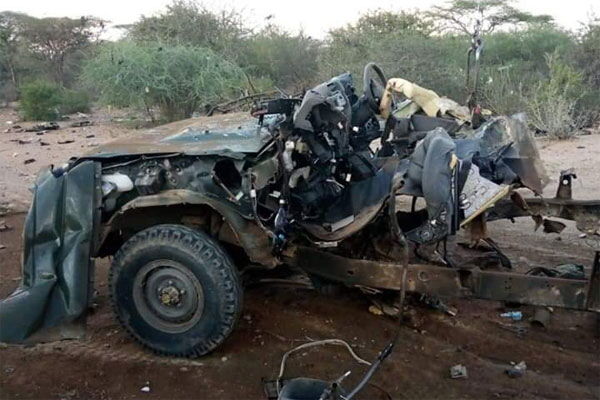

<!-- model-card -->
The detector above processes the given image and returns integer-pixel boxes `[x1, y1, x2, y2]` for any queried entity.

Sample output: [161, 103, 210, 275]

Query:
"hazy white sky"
[1, 0, 597, 38]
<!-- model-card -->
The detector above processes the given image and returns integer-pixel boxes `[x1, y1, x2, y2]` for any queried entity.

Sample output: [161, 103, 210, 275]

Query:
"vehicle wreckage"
[1, 63, 599, 358]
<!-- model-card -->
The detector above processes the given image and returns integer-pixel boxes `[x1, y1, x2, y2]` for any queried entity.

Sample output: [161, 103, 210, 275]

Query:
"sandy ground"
[0, 107, 134, 213]
[0, 107, 599, 399]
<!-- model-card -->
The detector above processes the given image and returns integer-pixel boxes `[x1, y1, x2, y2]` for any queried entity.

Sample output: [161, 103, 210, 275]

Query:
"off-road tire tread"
[109, 224, 242, 358]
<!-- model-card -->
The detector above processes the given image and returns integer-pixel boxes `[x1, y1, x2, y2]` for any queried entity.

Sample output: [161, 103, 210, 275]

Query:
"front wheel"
[109, 224, 242, 357]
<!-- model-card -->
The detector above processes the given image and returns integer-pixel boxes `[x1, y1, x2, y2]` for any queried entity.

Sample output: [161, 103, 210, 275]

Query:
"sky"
[0, 0, 597, 39]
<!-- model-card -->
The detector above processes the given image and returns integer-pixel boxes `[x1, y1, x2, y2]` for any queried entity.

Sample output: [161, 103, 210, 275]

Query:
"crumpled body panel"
[0, 161, 99, 342]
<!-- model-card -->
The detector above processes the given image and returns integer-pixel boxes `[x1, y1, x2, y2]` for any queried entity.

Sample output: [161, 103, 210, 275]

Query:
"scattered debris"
[23, 158, 36, 165]
[9, 139, 31, 145]
[40, 141, 50, 146]
[542, 219, 566, 234]
[25, 122, 59, 132]
[85, 134, 96, 138]
[526, 264, 585, 280]
[500, 311, 523, 321]
[0, 244, 6, 250]
[4, 124, 23, 133]
[368, 305, 384, 316]
[505, 361, 527, 378]
[2, 61, 600, 363]
[270, 338, 392, 400]
[140, 382, 151, 393]
[450, 364, 468, 379]
[70, 120, 93, 128]
[420, 294, 457, 316]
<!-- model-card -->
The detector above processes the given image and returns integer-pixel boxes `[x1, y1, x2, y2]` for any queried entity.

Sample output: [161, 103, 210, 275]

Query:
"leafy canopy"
[82, 42, 246, 121]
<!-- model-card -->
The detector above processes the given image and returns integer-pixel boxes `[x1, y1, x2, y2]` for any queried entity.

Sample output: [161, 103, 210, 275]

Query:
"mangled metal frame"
[295, 170, 600, 313]
[2, 69, 600, 346]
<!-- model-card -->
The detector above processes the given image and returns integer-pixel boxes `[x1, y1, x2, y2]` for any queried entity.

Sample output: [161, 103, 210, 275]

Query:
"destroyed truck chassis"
[1, 63, 599, 358]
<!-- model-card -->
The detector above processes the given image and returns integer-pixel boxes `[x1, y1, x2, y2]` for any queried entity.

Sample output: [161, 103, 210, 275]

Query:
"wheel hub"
[133, 260, 204, 333]
[159, 285, 182, 306]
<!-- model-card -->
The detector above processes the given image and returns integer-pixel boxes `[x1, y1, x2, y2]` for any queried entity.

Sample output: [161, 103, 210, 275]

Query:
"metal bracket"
[556, 169, 577, 200]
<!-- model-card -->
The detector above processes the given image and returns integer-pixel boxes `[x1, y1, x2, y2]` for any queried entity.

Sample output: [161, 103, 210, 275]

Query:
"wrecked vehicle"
[1, 63, 599, 357]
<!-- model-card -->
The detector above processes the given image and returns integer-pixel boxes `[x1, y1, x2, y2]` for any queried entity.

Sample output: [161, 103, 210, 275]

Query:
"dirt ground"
[0, 107, 599, 399]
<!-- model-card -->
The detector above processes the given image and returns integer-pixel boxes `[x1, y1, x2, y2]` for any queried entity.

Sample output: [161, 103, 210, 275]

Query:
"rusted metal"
[100, 189, 278, 267]
[464, 269, 587, 309]
[294, 247, 597, 312]
[487, 170, 600, 236]
[85, 113, 269, 158]
[489, 197, 600, 236]
[522, 198, 599, 235]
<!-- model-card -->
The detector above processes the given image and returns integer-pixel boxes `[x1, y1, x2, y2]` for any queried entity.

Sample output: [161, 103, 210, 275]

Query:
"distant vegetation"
[1, 0, 598, 136]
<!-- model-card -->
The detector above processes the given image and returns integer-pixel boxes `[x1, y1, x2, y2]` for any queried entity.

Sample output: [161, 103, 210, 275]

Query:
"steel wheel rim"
[133, 259, 204, 333]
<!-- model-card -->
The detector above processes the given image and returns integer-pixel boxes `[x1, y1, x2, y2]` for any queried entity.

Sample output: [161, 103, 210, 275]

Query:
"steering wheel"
[362, 63, 389, 113]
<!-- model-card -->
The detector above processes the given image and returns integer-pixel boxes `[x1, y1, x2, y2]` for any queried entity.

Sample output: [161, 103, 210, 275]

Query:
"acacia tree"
[241, 25, 320, 90]
[427, 0, 553, 36]
[82, 42, 246, 122]
[330, 9, 435, 39]
[127, 0, 247, 60]
[21, 16, 104, 84]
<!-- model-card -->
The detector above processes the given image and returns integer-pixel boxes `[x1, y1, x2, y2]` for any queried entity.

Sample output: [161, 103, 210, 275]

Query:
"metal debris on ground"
[450, 364, 468, 379]
[1, 61, 599, 361]
[9, 139, 31, 145]
[70, 121, 93, 127]
[419, 294, 457, 316]
[57, 139, 75, 144]
[140, 382, 151, 393]
[505, 361, 527, 378]
[269, 337, 395, 400]
[368, 305, 384, 316]
[526, 264, 585, 280]
[25, 122, 59, 132]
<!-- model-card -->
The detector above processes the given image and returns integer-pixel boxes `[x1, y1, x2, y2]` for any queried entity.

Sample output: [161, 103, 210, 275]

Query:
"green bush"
[19, 80, 91, 120]
[239, 27, 320, 90]
[60, 88, 91, 114]
[20, 80, 62, 120]
[82, 42, 246, 122]
[527, 52, 585, 139]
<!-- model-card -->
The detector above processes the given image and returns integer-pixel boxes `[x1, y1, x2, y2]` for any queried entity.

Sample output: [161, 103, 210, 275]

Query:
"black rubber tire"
[109, 224, 242, 357]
